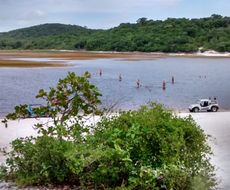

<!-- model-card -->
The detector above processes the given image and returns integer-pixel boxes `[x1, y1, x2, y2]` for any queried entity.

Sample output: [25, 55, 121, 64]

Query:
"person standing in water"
[162, 80, 166, 90]
[172, 76, 175, 84]
[136, 79, 140, 88]
[119, 74, 122, 82]
[99, 69, 102, 76]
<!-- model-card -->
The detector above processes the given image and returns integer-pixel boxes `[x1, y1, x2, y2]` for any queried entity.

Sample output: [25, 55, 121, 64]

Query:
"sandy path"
[0, 112, 230, 189]
[0, 118, 50, 163]
[180, 112, 230, 190]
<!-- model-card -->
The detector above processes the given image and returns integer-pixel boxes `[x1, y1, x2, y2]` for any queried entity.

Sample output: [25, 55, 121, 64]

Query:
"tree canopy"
[0, 15, 229, 52]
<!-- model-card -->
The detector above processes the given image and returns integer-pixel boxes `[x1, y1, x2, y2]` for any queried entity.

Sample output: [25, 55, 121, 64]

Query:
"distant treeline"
[0, 14, 229, 52]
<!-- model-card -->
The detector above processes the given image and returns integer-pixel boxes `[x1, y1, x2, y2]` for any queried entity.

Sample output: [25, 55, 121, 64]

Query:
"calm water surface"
[0, 57, 230, 116]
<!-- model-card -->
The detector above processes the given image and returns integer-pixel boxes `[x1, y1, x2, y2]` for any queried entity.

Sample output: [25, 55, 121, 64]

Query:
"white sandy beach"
[0, 112, 230, 189]
[0, 118, 50, 163]
[180, 112, 230, 190]
[171, 50, 230, 57]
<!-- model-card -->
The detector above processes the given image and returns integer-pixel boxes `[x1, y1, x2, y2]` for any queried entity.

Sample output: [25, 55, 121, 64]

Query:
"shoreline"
[0, 50, 229, 68]
[2, 108, 230, 118]
[1, 49, 230, 57]
[0, 50, 229, 66]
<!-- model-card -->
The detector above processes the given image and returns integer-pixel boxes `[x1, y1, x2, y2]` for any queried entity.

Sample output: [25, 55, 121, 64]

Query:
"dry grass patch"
[0, 60, 66, 68]
[0, 50, 163, 60]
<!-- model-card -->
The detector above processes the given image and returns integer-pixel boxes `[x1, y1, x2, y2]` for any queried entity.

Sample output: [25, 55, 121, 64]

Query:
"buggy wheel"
[211, 106, 218, 112]
[193, 107, 199, 113]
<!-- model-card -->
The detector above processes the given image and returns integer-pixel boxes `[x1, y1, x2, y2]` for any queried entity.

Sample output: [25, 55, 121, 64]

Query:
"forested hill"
[0, 23, 97, 49]
[0, 14, 229, 52]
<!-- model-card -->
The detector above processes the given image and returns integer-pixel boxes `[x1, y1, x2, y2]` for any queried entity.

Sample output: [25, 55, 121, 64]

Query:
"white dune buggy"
[189, 99, 219, 112]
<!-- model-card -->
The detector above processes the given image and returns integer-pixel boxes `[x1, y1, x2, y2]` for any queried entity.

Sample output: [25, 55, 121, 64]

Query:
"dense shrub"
[0, 103, 216, 189]
[2, 136, 77, 185]
[82, 103, 216, 189]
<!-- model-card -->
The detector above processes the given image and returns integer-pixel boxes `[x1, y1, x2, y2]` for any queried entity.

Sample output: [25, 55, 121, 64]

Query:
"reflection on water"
[0, 57, 230, 116]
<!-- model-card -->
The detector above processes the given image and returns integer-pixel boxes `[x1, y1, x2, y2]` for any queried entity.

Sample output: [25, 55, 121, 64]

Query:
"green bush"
[82, 103, 216, 189]
[1, 103, 216, 189]
[3, 136, 77, 186]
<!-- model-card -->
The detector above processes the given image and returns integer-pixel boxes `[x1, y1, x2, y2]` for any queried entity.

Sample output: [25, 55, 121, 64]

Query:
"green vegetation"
[0, 14, 229, 52]
[0, 23, 96, 50]
[1, 73, 216, 189]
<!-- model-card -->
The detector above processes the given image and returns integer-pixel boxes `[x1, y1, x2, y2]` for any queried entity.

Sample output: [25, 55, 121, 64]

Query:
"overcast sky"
[0, 0, 229, 32]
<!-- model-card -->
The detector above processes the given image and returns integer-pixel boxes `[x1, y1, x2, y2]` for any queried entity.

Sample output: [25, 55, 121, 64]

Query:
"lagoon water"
[0, 57, 230, 116]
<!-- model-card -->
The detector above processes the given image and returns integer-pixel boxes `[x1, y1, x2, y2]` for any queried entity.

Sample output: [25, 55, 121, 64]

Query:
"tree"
[4, 72, 102, 140]
[211, 14, 223, 19]
[136, 17, 148, 25]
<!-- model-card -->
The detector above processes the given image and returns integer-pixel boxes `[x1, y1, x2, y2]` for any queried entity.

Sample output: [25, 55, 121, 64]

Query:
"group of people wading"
[98, 69, 175, 90]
